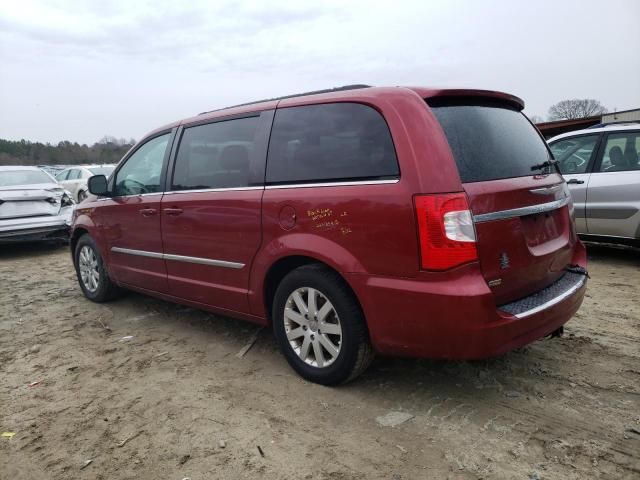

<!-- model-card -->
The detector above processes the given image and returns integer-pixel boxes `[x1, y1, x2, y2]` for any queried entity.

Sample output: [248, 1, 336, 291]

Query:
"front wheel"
[74, 235, 122, 302]
[272, 264, 374, 385]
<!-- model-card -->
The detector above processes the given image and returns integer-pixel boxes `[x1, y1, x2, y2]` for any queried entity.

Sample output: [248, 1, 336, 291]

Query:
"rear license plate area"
[521, 209, 563, 247]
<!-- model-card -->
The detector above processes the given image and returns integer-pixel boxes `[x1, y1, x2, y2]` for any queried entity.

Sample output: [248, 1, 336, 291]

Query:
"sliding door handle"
[163, 207, 183, 216]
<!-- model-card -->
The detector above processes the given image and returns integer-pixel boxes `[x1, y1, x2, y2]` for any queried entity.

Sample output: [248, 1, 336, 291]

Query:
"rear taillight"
[414, 193, 478, 271]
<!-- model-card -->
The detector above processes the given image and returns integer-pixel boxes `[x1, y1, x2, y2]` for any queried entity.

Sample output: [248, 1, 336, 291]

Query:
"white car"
[55, 165, 115, 202]
[548, 123, 640, 246]
[0, 166, 75, 243]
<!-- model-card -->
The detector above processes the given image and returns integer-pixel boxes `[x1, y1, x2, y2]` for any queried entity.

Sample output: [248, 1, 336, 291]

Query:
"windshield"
[89, 166, 115, 176]
[0, 169, 55, 187]
[429, 102, 551, 183]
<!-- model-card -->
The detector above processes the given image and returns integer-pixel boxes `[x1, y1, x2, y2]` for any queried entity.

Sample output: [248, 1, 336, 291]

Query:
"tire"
[74, 234, 122, 302]
[272, 264, 374, 385]
[77, 190, 87, 202]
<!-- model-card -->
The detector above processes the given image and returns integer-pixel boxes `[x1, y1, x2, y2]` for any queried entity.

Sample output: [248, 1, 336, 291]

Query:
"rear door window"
[598, 132, 640, 172]
[172, 116, 261, 190]
[429, 101, 551, 183]
[56, 170, 70, 181]
[266, 102, 399, 184]
[549, 134, 599, 174]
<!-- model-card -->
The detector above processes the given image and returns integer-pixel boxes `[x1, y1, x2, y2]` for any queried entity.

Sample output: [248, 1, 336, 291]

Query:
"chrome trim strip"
[473, 197, 570, 223]
[264, 178, 400, 189]
[98, 180, 399, 196]
[110, 247, 244, 269]
[163, 186, 264, 195]
[515, 275, 586, 319]
[529, 184, 563, 195]
[111, 246, 163, 259]
[96, 192, 163, 201]
[163, 253, 244, 269]
[115, 192, 163, 198]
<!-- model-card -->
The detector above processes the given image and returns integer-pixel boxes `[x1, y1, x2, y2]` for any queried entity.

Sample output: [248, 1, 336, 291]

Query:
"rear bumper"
[0, 209, 73, 243]
[346, 245, 588, 359]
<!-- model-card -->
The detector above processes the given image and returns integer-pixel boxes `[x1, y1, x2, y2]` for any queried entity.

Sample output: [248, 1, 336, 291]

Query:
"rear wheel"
[74, 234, 122, 302]
[272, 264, 374, 385]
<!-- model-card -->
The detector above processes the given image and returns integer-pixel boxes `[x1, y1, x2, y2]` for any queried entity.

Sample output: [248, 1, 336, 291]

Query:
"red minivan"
[72, 86, 588, 384]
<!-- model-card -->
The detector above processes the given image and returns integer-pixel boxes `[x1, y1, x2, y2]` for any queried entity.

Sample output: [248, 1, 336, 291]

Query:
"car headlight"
[61, 191, 76, 207]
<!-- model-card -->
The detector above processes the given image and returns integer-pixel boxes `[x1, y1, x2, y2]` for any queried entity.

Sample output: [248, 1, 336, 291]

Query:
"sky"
[0, 0, 639, 145]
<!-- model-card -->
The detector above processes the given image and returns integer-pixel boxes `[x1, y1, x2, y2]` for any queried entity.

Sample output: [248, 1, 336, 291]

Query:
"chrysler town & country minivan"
[71, 86, 588, 384]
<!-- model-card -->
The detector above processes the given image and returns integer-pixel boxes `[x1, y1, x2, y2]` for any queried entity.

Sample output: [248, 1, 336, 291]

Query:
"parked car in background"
[0, 166, 75, 243]
[71, 86, 587, 384]
[38, 165, 67, 177]
[548, 123, 640, 246]
[56, 165, 116, 202]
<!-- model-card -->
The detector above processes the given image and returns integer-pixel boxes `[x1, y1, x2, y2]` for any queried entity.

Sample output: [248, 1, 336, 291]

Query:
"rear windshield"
[429, 101, 550, 183]
[0, 169, 54, 187]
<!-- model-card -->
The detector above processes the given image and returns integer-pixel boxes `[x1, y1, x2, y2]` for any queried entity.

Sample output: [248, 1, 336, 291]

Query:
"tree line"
[529, 98, 608, 124]
[0, 136, 135, 166]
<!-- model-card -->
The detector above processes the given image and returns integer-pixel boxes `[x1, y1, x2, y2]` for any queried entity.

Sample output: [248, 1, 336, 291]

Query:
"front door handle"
[163, 207, 183, 216]
[139, 208, 157, 217]
[567, 179, 585, 185]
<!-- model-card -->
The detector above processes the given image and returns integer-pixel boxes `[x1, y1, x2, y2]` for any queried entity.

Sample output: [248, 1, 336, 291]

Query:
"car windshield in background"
[89, 166, 115, 176]
[429, 102, 550, 183]
[0, 170, 54, 187]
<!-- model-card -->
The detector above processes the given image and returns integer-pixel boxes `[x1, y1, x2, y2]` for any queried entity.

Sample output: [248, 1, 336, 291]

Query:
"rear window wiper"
[530, 159, 558, 172]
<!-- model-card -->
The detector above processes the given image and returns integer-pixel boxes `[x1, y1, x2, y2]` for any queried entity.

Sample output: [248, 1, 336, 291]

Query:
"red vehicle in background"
[71, 85, 587, 384]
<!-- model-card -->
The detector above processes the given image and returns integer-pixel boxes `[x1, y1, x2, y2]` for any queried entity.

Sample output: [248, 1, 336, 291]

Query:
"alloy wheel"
[283, 287, 342, 368]
[78, 245, 100, 293]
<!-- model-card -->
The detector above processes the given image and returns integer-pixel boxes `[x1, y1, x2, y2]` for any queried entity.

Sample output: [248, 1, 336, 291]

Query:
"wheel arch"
[262, 255, 365, 328]
[70, 227, 89, 261]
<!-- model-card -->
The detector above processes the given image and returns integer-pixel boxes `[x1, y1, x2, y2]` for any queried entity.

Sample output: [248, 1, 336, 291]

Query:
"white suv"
[56, 165, 115, 202]
[548, 123, 640, 246]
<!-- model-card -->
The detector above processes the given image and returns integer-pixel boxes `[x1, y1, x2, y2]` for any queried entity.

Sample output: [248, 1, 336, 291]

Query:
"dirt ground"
[0, 242, 638, 480]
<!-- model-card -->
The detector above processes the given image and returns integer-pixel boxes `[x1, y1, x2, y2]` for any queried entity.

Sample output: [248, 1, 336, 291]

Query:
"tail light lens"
[414, 193, 478, 271]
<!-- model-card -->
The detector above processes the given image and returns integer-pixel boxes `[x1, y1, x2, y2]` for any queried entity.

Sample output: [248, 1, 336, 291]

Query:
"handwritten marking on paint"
[307, 208, 333, 221]
[315, 220, 340, 229]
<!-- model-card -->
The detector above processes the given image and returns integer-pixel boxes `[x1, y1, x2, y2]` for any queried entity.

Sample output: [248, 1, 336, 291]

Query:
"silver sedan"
[0, 166, 75, 243]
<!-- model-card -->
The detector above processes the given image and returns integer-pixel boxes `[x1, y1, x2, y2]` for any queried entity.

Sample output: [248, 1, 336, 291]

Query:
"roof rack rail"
[198, 84, 372, 115]
[586, 120, 640, 129]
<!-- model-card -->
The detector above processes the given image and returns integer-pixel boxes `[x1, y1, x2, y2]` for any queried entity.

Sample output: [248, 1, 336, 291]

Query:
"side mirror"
[88, 175, 109, 196]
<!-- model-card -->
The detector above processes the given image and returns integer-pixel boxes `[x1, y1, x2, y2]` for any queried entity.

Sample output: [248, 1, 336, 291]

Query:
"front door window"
[549, 135, 599, 174]
[114, 134, 170, 196]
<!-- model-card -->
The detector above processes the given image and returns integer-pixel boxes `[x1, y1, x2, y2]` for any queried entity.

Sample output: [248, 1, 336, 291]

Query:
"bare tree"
[548, 99, 607, 120]
[98, 135, 118, 145]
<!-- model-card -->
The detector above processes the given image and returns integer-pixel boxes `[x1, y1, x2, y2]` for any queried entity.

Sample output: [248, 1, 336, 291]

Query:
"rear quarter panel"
[250, 88, 465, 318]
